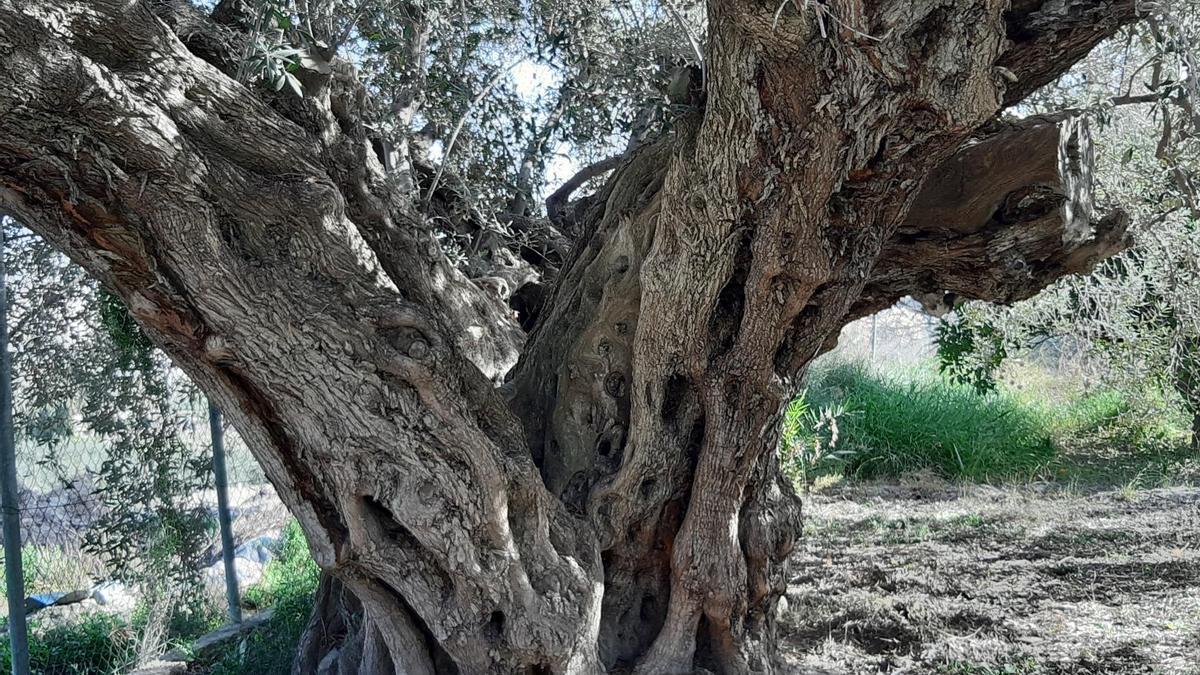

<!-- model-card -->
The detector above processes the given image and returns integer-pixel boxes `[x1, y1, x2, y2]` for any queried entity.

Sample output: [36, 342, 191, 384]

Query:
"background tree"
[3, 215, 216, 657]
[0, 0, 1150, 672]
[940, 1, 1200, 451]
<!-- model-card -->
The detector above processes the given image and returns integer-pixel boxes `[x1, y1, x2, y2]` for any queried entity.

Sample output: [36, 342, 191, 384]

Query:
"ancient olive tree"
[0, 0, 1141, 672]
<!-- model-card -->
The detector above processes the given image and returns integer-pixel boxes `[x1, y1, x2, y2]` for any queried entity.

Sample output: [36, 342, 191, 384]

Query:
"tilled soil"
[780, 478, 1200, 674]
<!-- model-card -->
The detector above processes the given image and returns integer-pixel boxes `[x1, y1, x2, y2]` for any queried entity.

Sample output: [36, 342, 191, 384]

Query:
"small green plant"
[951, 513, 986, 529]
[780, 393, 858, 489]
[206, 521, 320, 675]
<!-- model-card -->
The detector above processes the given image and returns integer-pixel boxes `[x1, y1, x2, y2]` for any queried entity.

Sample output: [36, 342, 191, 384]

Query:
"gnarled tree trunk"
[0, 0, 1136, 672]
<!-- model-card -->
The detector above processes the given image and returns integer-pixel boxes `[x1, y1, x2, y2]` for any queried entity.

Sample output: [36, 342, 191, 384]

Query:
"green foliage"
[0, 613, 138, 675]
[0, 596, 225, 675]
[220, 0, 701, 221]
[0, 527, 316, 675]
[786, 358, 1200, 489]
[5, 219, 217, 662]
[97, 290, 154, 369]
[77, 356, 213, 601]
[792, 363, 1057, 482]
[936, 313, 1008, 395]
[242, 521, 320, 610]
[1056, 390, 1130, 435]
[1048, 382, 1197, 486]
[206, 521, 320, 675]
[131, 588, 226, 649]
[779, 393, 855, 489]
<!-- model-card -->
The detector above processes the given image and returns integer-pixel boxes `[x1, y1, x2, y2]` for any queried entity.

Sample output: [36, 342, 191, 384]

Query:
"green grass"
[204, 521, 319, 675]
[0, 593, 224, 674]
[0, 612, 138, 674]
[940, 659, 1040, 675]
[784, 361, 1200, 487]
[0, 521, 319, 674]
[0, 545, 100, 601]
[786, 363, 1058, 482]
[0, 524, 315, 675]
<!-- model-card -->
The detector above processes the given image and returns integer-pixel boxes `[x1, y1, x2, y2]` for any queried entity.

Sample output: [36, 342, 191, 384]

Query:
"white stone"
[91, 581, 137, 613]
[233, 535, 277, 565]
[203, 557, 264, 592]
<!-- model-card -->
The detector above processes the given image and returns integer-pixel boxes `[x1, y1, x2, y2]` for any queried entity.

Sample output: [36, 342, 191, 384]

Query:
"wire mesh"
[0, 215, 300, 675]
[827, 298, 939, 367]
[0, 404, 288, 619]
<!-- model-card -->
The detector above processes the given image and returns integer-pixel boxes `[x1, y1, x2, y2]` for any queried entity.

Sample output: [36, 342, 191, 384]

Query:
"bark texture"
[0, 0, 1139, 673]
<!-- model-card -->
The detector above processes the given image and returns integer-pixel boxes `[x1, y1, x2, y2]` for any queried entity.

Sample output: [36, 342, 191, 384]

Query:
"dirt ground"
[780, 477, 1200, 674]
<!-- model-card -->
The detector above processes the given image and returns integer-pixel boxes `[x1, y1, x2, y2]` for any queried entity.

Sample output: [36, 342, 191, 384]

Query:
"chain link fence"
[825, 297, 939, 368]
[0, 220, 295, 672]
[5, 409, 288, 613]
[1, 403, 294, 672]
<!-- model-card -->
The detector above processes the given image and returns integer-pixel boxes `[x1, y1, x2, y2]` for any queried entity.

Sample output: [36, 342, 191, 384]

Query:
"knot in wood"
[604, 371, 627, 398]
[407, 339, 430, 359]
[204, 334, 235, 364]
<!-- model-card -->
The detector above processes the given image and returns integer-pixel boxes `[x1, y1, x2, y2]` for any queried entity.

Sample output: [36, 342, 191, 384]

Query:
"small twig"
[662, 0, 704, 66]
[423, 60, 521, 212]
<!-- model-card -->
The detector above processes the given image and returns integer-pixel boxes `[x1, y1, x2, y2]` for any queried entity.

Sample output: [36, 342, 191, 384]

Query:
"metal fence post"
[869, 313, 878, 363]
[208, 402, 242, 623]
[0, 225, 30, 674]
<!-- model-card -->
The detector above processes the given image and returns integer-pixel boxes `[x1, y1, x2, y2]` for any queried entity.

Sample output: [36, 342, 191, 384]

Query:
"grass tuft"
[785, 363, 1058, 483]
[784, 360, 1200, 488]
[0, 612, 139, 674]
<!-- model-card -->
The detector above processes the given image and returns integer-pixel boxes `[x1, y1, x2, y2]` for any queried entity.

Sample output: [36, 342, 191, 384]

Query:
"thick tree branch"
[851, 112, 1132, 321]
[546, 153, 626, 229]
[0, 2, 599, 671]
[509, 1, 1142, 668]
[1000, 0, 1143, 107]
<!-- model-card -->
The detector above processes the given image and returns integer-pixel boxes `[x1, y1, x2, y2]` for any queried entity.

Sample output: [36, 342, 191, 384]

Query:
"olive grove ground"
[784, 480, 1200, 675]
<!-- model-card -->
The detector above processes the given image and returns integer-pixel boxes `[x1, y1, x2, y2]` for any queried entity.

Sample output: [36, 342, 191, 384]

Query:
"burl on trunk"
[0, 0, 1135, 672]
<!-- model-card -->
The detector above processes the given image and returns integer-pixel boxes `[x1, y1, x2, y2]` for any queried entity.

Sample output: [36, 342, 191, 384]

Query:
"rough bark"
[512, 3, 1137, 672]
[850, 112, 1133, 322]
[0, 0, 1140, 673]
[0, 3, 600, 672]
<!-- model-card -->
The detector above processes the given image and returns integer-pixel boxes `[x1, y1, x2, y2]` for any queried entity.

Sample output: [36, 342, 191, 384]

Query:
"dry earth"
[780, 477, 1200, 674]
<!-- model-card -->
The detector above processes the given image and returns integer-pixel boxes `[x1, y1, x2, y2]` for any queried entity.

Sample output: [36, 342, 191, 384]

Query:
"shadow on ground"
[780, 478, 1200, 674]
